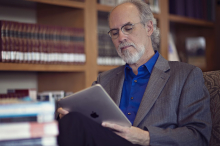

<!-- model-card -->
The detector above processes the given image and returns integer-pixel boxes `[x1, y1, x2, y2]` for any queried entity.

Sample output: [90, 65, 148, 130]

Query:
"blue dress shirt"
[119, 51, 159, 125]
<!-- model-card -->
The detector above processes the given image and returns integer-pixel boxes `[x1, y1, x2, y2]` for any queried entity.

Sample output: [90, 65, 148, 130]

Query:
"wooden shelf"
[0, 63, 86, 72]
[98, 65, 119, 72]
[26, 0, 85, 9]
[153, 13, 159, 19]
[169, 14, 214, 27]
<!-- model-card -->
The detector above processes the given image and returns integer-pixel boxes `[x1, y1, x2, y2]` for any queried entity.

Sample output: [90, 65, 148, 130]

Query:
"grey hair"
[109, 0, 160, 50]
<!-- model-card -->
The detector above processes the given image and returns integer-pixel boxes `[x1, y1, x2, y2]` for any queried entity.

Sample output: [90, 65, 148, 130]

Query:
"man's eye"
[112, 32, 118, 36]
[123, 26, 133, 32]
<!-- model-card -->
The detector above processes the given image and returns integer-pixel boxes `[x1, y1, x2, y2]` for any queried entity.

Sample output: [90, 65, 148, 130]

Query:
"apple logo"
[90, 111, 99, 118]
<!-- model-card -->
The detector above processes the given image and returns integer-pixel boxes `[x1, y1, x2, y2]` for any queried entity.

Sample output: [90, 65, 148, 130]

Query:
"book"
[185, 0, 195, 18]
[0, 21, 10, 63]
[0, 101, 55, 117]
[0, 121, 58, 140]
[0, 113, 54, 123]
[0, 136, 57, 146]
[7, 88, 37, 101]
[169, 0, 185, 16]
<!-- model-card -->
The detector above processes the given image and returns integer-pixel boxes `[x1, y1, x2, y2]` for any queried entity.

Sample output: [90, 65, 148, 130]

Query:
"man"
[57, 0, 211, 145]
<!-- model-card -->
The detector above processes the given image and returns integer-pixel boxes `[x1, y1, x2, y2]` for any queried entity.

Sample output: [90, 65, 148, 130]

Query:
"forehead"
[109, 3, 140, 28]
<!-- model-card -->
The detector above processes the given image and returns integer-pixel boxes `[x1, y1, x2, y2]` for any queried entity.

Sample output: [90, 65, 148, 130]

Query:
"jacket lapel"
[110, 67, 125, 106]
[133, 55, 170, 126]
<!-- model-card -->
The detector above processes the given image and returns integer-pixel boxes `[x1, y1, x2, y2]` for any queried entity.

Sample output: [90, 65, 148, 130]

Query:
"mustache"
[118, 42, 136, 50]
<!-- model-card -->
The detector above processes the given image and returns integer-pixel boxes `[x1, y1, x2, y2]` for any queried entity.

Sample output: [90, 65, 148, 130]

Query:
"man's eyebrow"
[109, 22, 131, 30]
[122, 22, 132, 27]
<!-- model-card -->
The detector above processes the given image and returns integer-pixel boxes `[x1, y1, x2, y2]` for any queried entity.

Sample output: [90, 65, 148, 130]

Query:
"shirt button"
[134, 80, 137, 82]
[128, 112, 131, 115]
[131, 97, 134, 100]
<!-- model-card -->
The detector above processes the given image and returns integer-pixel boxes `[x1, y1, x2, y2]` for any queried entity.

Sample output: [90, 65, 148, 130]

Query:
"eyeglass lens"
[109, 23, 134, 39]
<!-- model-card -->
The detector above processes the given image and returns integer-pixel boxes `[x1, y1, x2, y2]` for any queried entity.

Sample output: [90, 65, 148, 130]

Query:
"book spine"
[17, 23, 23, 63]
[0, 113, 54, 123]
[9, 21, 15, 63]
[0, 136, 57, 146]
[43, 25, 48, 64]
[14, 22, 19, 63]
[0, 21, 5, 62]
[5, 21, 10, 63]
[0, 121, 58, 140]
[0, 102, 55, 116]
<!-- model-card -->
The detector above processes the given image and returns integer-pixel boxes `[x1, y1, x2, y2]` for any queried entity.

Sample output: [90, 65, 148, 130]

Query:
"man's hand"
[57, 107, 69, 119]
[102, 122, 150, 146]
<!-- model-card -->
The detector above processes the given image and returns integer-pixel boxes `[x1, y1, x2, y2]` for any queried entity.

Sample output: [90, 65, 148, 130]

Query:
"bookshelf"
[0, 0, 219, 93]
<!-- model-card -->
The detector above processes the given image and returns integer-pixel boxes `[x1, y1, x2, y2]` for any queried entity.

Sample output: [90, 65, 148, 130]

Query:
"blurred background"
[0, 0, 219, 94]
[0, 0, 219, 145]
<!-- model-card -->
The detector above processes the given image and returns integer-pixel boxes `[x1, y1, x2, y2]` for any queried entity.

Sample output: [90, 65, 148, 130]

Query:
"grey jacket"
[93, 54, 212, 146]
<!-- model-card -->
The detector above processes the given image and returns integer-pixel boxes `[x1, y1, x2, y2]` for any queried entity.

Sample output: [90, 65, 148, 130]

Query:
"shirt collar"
[144, 50, 159, 74]
[125, 50, 159, 74]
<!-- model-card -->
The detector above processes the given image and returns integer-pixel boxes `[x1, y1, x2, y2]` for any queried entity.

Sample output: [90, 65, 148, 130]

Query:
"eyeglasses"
[108, 22, 143, 39]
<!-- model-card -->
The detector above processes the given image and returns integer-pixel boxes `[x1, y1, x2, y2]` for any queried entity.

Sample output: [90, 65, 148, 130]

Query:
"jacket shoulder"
[97, 65, 125, 85]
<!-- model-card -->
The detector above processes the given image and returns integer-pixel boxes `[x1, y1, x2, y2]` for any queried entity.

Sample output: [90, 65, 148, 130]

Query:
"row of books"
[0, 20, 85, 64]
[0, 97, 58, 146]
[0, 88, 71, 103]
[98, 0, 160, 13]
[98, 12, 125, 66]
[169, 0, 215, 21]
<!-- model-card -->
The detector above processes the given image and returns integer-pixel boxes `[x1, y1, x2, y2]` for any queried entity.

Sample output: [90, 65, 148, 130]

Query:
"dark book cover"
[201, 0, 208, 20]
[169, 0, 185, 16]
[185, 0, 195, 18]
[207, 0, 212, 21]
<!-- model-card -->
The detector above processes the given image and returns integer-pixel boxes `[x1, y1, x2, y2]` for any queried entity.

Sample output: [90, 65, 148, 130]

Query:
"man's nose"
[118, 30, 127, 42]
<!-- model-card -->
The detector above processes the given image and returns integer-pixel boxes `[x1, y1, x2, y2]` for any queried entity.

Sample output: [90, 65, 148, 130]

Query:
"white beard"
[117, 42, 145, 64]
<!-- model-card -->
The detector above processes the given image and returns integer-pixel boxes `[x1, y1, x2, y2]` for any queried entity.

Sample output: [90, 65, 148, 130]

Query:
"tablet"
[57, 84, 131, 127]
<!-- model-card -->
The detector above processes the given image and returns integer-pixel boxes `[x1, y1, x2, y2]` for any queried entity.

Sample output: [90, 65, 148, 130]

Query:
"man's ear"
[145, 21, 154, 36]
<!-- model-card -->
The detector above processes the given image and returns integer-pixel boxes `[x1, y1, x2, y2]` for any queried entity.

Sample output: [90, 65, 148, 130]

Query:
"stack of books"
[0, 20, 85, 65]
[0, 98, 58, 146]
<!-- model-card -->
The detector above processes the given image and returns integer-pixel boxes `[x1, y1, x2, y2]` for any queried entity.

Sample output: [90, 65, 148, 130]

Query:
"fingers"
[102, 122, 124, 132]
[57, 107, 69, 119]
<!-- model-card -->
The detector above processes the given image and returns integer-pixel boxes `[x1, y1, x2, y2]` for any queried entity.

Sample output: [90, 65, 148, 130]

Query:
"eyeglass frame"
[108, 22, 144, 39]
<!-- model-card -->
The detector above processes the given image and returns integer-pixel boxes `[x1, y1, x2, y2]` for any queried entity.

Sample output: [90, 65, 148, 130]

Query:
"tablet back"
[57, 84, 131, 127]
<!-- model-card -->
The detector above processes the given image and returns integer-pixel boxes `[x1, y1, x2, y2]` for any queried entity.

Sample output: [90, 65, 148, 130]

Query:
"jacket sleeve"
[148, 67, 212, 146]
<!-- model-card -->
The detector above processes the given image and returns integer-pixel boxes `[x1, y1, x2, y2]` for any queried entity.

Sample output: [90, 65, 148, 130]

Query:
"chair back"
[203, 70, 220, 146]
